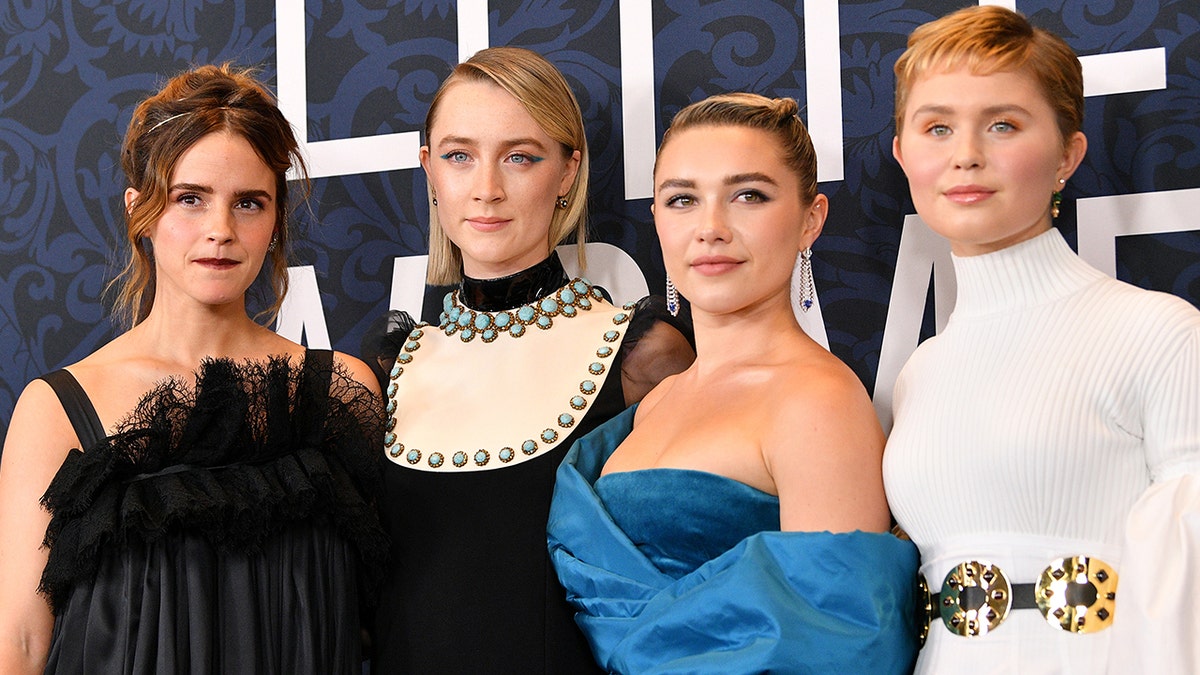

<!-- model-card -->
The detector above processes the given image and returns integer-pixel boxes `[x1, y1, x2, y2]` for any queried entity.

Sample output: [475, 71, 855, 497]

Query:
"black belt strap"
[931, 582, 1039, 612]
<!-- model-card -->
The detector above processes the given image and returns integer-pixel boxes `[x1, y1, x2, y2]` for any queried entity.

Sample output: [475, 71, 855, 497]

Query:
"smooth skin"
[603, 125, 890, 533]
[419, 79, 581, 280]
[0, 131, 379, 673]
[893, 68, 1087, 256]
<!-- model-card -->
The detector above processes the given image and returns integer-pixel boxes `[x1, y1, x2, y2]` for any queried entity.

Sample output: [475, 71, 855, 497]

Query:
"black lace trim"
[38, 355, 388, 613]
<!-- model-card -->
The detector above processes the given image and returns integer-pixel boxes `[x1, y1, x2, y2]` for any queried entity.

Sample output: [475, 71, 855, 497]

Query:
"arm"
[0, 380, 78, 673]
[334, 351, 383, 398]
[620, 321, 695, 407]
[1107, 315, 1200, 673]
[767, 361, 890, 533]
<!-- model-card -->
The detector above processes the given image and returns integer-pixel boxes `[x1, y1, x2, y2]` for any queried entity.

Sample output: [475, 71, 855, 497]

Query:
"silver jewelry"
[798, 248, 815, 312]
[665, 274, 679, 317]
[557, 196, 568, 209]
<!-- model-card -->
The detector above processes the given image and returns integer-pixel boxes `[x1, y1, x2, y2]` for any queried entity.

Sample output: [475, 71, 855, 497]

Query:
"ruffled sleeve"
[361, 310, 421, 394]
[1107, 312, 1200, 672]
[614, 295, 695, 407]
[1107, 473, 1200, 674]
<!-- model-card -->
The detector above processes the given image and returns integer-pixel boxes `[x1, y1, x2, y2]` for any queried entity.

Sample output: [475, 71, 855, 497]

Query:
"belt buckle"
[916, 574, 932, 646]
[939, 561, 1011, 637]
[1035, 556, 1118, 634]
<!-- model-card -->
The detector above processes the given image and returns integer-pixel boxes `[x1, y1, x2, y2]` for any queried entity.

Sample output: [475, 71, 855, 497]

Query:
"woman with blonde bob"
[884, 6, 1200, 673]
[548, 93, 919, 673]
[0, 64, 386, 673]
[371, 46, 692, 673]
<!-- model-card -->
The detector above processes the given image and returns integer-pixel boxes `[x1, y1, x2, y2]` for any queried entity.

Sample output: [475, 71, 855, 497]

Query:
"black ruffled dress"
[36, 350, 387, 674]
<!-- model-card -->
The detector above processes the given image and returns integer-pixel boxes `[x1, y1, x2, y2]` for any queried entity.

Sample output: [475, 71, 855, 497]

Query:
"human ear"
[800, 193, 829, 249]
[124, 188, 140, 215]
[1057, 131, 1088, 183]
[558, 149, 582, 196]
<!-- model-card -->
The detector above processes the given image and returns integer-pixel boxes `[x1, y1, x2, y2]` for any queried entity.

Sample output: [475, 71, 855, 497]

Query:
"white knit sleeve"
[1107, 473, 1200, 674]
[1107, 312, 1200, 673]
[1140, 310, 1200, 482]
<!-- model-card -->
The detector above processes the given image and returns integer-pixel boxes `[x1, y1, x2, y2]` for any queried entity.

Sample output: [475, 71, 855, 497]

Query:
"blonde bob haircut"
[423, 47, 590, 285]
[893, 4, 1083, 144]
[114, 63, 308, 327]
[657, 93, 819, 206]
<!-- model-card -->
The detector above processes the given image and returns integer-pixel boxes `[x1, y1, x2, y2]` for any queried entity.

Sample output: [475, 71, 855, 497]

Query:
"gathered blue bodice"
[594, 469, 779, 578]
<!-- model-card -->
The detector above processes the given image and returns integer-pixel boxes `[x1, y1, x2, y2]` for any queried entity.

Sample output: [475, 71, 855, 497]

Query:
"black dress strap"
[39, 369, 106, 450]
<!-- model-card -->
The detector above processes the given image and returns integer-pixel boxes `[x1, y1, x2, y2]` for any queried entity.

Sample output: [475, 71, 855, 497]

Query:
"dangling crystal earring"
[267, 235, 278, 253]
[798, 248, 815, 312]
[1051, 178, 1064, 219]
[665, 274, 679, 317]
[557, 196, 568, 209]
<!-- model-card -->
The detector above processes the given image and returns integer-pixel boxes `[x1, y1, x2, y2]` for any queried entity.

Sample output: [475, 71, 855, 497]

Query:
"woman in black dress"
[0, 64, 386, 673]
[370, 47, 693, 673]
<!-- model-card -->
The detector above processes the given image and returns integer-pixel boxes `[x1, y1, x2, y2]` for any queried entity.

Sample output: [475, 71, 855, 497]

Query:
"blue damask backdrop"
[2, 0, 1199, 444]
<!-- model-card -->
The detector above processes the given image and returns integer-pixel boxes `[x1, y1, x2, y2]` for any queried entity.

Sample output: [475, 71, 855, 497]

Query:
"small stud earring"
[557, 196, 568, 209]
[432, 196, 438, 207]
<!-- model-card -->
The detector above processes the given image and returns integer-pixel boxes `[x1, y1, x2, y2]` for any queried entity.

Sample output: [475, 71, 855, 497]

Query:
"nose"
[206, 210, 236, 244]
[952, 131, 984, 170]
[697, 204, 731, 243]
[473, 163, 505, 203]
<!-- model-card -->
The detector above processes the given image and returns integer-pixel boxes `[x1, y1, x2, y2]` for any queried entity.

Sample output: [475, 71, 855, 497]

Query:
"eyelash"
[175, 194, 264, 210]
[736, 190, 768, 203]
[439, 151, 545, 165]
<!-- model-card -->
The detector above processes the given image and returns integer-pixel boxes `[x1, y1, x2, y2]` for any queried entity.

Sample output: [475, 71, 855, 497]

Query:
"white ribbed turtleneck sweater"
[884, 227, 1200, 674]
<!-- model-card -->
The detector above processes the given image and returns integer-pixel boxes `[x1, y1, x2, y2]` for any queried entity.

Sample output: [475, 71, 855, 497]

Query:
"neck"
[130, 300, 280, 367]
[688, 290, 807, 375]
[459, 253, 569, 311]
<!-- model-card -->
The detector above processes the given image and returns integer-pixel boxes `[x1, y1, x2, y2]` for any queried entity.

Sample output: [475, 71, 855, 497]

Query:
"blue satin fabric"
[548, 406, 921, 674]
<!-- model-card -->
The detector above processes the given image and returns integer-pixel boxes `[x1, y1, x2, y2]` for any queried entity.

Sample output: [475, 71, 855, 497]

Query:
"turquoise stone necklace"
[439, 278, 606, 342]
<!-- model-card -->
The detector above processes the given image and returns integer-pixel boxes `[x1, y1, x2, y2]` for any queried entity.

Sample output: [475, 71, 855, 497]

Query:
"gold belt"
[917, 556, 1118, 641]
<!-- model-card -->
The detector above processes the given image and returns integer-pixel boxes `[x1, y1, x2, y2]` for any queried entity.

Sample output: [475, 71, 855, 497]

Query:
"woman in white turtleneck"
[883, 5, 1200, 674]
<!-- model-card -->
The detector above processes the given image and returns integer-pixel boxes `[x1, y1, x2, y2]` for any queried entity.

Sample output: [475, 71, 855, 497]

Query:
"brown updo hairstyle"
[655, 93, 819, 205]
[893, 4, 1083, 144]
[423, 47, 590, 285]
[113, 62, 308, 327]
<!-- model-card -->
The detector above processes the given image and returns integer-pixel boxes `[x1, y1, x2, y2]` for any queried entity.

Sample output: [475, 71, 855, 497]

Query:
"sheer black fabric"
[38, 352, 387, 674]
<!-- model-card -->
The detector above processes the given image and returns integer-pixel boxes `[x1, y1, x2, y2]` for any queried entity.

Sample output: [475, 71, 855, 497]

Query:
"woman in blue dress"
[548, 93, 919, 673]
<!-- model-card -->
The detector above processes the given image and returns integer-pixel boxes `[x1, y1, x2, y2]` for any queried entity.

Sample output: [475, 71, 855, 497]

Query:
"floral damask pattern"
[1, 0, 1198, 439]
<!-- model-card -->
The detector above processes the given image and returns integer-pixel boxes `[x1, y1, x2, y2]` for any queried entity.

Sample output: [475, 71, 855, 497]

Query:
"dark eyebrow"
[726, 172, 777, 186]
[656, 172, 779, 193]
[169, 183, 273, 202]
[656, 178, 695, 191]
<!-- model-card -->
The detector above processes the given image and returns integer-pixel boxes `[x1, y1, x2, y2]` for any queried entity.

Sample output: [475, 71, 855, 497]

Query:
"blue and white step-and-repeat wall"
[2, 0, 1198, 444]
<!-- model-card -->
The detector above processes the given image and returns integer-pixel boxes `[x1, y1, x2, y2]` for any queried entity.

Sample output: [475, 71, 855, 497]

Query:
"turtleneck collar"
[950, 228, 1106, 319]
[458, 253, 570, 312]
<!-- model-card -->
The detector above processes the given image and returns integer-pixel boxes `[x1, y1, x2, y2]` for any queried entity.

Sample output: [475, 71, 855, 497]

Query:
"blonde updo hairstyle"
[655, 93, 819, 205]
[893, 4, 1083, 144]
[423, 47, 590, 285]
[113, 63, 308, 328]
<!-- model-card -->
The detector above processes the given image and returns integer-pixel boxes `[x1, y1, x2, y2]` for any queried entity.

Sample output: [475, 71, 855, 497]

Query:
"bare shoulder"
[773, 348, 877, 427]
[4, 378, 79, 463]
[332, 351, 382, 397]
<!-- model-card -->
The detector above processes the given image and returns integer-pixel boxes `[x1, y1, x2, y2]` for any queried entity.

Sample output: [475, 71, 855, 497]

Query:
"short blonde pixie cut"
[422, 47, 590, 285]
[893, 4, 1083, 145]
